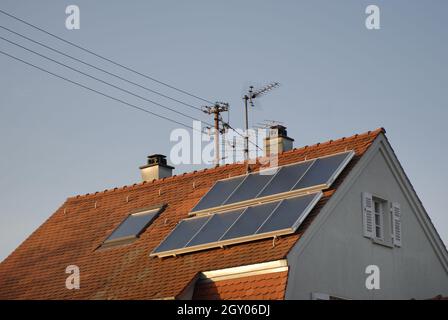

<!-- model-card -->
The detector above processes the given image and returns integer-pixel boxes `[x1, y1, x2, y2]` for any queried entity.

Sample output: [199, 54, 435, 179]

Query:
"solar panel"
[221, 201, 280, 240]
[186, 209, 244, 247]
[257, 161, 313, 198]
[190, 151, 353, 214]
[293, 152, 351, 190]
[104, 208, 161, 244]
[152, 215, 210, 253]
[150, 192, 322, 257]
[192, 176, 245, 212]
[223, 172, 275, 205]
[257, 193, 319, 234]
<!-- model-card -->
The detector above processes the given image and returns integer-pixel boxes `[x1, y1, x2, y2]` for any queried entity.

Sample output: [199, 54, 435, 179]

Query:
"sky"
[0, 0, 447, 261]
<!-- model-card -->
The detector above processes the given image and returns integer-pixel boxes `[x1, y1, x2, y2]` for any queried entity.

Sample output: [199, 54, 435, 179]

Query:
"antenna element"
[242, 82, 280, 160]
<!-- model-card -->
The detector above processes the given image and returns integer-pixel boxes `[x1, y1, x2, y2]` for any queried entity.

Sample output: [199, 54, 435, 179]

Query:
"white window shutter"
[391, 202, 402, 247]
[362, 192, 374, 238]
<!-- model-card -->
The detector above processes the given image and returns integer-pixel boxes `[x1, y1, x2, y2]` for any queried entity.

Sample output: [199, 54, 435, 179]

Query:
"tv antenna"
[242, 82, 280, 160]
[202, 102, 229, 166]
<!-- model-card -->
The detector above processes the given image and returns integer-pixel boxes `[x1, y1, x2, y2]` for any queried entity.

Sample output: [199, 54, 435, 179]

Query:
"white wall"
[285, 137, 448, 299]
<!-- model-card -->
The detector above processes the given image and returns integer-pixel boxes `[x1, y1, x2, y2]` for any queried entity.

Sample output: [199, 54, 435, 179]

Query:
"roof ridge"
[68, 128, 385, 200]
[0, 127, 385, 300]
[279, 127, 385, 156]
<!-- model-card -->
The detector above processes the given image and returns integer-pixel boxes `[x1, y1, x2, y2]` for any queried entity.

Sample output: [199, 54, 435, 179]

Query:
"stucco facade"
[285, 135, 448, 299]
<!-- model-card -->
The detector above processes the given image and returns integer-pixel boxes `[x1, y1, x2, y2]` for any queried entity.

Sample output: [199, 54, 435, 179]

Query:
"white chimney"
[263, 125, 294, 157]
[140, 154, 174, 181]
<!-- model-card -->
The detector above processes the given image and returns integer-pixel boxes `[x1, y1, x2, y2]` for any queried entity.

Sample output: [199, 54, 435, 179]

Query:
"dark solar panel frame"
[255, 159, 315, 198]
[185, 208, 245, 247]
[191, 175, 246, 212]
[220, 201, 281, 240]
[189, 151, 353, 215]
[150, 192, 323, 257]
[151, 214, 212, 254]
[291, 151, 353, 191]
[222, 171, 277, 205]
[153, 152, 353, 256]
[255, 193, 321, 235]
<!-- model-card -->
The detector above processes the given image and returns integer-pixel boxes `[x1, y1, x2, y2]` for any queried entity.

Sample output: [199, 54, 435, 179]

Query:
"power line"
[1, 43, 262, 158]
[0, 49, 203, 132]
[216, 102, 262, 152]
[0, 9, 264, 157]
[224, 122, 263, 152]
[0, 9, 215, 105]
[0, 35, 213, 126]
[0, 25, 203, 112]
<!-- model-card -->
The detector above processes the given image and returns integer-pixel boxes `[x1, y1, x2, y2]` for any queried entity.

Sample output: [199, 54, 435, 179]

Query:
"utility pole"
[203, 102, 229, 166]
[242, 86, 253, 161]
[242, 82, 279, 160]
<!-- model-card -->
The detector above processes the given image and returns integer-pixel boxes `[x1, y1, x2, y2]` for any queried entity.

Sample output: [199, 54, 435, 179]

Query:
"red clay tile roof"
[0, 128, 385, 300]
[192, 271, 288, 300]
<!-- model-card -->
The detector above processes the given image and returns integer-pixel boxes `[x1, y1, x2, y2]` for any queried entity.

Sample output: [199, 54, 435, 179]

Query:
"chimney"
[263, 125, 294, 157]
[139, 154, 174, 181]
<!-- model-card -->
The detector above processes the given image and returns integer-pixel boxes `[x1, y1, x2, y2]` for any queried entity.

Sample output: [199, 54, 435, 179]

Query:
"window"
[373, 199, 384, 240]
[362, 193, 401, 247]
[101, 206, 164, 248]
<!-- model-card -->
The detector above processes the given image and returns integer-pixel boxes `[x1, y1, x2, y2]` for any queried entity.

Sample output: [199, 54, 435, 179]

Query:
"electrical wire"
[224, 122, 262, 152]
[0, 9, 215, 105]
[0, 9, 263, 155]
[0, 35, 213, 126]
[1, 41, 260, 159]
[0, 49, 204, 133]
[0, 25, 203, 112]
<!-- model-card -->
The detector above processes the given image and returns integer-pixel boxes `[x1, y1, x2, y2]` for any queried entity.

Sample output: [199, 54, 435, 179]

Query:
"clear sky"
[0, 0, 447, 261]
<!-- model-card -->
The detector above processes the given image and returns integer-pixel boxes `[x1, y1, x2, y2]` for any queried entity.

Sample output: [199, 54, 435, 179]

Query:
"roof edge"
[67, 128, 386, 200]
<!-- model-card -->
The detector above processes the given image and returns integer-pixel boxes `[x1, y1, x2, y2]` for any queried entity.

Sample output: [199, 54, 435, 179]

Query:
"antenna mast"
[203, 102, 229, 166]
[242, 82, 279, 160]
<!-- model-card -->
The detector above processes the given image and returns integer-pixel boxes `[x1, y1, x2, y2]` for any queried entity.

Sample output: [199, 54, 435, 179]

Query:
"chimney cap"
[269, 125, 294, 141]
[148, 154, 167, 160]
[139, 154, 174, 170]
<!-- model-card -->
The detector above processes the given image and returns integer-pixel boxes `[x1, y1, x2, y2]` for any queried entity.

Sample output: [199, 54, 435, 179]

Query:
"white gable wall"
[285, 134, 448, 299]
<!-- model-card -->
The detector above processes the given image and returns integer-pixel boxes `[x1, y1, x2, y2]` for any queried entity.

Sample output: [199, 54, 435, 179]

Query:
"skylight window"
[102, 206, 164, 248]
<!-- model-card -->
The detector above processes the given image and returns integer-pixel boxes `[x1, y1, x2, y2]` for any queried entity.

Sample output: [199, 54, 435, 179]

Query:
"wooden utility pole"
[203, 102, 229, 166]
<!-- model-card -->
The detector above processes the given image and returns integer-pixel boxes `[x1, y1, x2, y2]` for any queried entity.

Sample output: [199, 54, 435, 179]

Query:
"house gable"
[285, 133, 448, 299]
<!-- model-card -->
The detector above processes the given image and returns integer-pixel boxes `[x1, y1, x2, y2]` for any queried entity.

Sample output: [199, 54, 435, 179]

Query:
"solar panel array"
[151, 192, 322, 257]
[192, 151, 354, 213]
[150, 150, 354, 257]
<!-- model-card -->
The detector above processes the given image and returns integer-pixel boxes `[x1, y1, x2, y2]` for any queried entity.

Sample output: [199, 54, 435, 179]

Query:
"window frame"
[363, 192, 397, 248]
[373, 198, 384, 241]
[100, 204, 165, 249]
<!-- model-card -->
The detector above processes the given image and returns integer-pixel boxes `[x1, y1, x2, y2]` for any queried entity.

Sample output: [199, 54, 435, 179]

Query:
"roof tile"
[0, 128, 384, 299]
[192, 271, 289, 300]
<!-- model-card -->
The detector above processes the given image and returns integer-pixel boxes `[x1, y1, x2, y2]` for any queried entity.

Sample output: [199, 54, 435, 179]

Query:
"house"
[0, 127, 447, 300]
